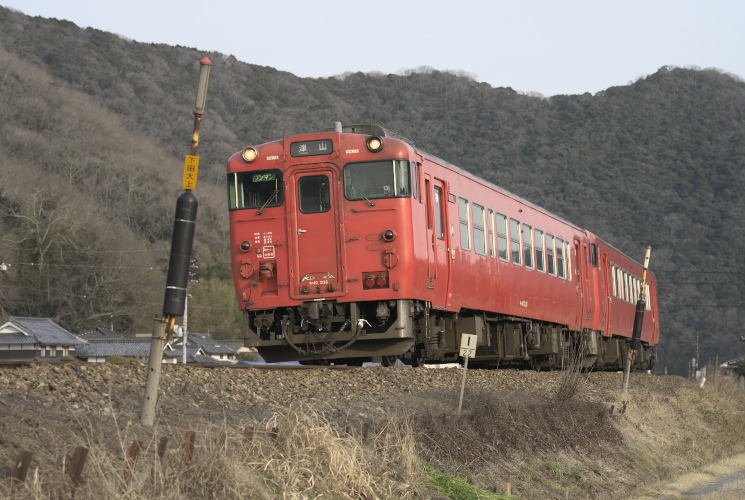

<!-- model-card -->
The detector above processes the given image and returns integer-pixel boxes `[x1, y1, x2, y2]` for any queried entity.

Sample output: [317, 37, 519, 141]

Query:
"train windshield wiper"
[257, 190, 279, 215]
[357, 190, 375, 207]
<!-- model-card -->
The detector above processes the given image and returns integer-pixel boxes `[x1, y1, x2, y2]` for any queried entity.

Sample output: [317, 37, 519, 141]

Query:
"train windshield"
[228, 170, 284, 210]
[344, 160, 412, 200]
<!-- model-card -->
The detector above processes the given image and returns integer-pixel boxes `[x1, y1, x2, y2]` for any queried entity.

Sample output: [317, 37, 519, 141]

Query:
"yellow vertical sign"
[183, 155, 200, 190]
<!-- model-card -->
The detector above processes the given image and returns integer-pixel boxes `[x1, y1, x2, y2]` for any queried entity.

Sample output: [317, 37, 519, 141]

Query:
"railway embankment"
[1, 362, 744, 499]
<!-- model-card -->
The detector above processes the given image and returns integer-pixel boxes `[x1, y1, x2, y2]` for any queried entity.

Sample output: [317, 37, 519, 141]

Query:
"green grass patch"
[425, 465, 512, 499]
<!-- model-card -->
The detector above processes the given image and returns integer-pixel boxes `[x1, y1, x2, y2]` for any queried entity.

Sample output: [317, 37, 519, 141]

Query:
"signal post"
[622, 247, 652, 393]
[141, 58, 211, 427]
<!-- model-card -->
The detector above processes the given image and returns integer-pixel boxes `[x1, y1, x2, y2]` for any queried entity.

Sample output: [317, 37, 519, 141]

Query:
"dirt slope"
[1, 363, 743, 499]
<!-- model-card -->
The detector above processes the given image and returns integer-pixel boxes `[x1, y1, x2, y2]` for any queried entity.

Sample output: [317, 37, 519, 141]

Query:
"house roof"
[177, 333, 236, 355]
[79, 328, 127, 340]
[220, 340, 245, 351]
[0, 333, 37, 345]
[0, 317, 85, 346]
[164, 345, 204, 363]
[76, 340, 152, 358]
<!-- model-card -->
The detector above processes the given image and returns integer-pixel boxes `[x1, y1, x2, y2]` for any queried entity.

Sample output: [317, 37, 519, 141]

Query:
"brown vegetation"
[1, 364, 745, 499]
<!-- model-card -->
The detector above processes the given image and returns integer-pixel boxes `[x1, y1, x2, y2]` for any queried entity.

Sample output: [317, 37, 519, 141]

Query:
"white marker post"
[457, 334, 477, 415]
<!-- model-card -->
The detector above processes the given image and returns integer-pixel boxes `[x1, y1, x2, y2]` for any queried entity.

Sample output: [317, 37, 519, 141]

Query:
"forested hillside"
[1, 6, 744, 375]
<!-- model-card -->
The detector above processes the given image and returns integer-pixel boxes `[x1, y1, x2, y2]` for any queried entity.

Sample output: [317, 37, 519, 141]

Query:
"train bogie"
[227, 124, 659, 369]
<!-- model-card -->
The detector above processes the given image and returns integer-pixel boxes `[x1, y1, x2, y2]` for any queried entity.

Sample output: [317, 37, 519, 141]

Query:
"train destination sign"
[290, 139, 333, 157]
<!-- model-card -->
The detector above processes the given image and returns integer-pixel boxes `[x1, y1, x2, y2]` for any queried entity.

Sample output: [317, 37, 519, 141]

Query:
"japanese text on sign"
[183, 155, 200, 190]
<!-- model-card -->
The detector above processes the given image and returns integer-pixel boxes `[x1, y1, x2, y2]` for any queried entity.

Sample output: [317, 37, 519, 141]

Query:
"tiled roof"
[79, 328, 126, 340]
[177, 333, 236, 355]
[1, 317, 84, 346]
[220, 340, 245, 351]
[76, 340, 151, 358]
[164, 346, 203, 363]
[0, 334, 38, 345]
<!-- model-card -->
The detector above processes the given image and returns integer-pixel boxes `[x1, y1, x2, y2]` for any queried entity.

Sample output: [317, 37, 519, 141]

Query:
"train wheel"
[381, 355, 397, 367]
[411, 355, 425, 367]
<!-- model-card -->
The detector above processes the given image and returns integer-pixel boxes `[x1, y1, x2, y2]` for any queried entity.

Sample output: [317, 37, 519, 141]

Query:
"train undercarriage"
[244, 299, 657, 370]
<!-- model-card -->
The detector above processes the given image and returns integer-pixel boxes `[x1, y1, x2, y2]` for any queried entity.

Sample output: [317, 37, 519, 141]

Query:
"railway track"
[0, 360, 356, 370]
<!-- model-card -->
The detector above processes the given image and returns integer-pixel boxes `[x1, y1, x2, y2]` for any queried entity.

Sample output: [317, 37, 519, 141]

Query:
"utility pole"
[141, 57, 211, 427]
[182, 294, 190, 365]
[182, 259, 198, 365]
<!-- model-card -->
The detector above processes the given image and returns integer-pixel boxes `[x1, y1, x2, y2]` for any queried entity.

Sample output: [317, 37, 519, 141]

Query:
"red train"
[227, 124, 659, 369]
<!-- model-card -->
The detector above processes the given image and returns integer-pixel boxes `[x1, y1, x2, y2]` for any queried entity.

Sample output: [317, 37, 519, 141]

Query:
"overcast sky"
[4, 1, 743, 97]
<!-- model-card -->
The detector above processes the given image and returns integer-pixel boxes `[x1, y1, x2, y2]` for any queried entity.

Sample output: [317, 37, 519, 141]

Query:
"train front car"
[227, 125, 421, 364]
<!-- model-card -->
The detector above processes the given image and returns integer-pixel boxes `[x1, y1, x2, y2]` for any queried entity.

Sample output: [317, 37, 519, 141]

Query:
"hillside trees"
[0, 39, 233, 335]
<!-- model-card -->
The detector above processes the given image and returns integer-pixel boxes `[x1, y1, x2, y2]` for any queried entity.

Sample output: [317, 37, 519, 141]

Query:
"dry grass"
[4, 369, 745, 499]
[0, 406, 425, 499]
[410, 388, 624, 499]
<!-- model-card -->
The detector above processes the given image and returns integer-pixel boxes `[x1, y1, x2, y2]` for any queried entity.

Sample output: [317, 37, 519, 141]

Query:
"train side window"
[497, 213, 509, 261]
[645, 283, 651, 310]
[535, 229, 545, 272]
[624, 272, 630, 301]
[565, 241, 572, 281]
[411, 162, 419, 201]
[628, 274, 633, 302]
[459, 197, 471, 251]
[425, 179, 431, 229]
[473, 203, 486, 255]
[510, 218, 522, 265]
[611, 265, 617, 297]
[556, 238, 565, 278]
[228, 170, 284, 210]
[590, 243, 599, 267]
[617, 268, 624, 299]
[434, 186, 444, 240]
[488, 209, 496, 258]
[546, 234, 556, 275]
[298, 175, 331, 214]
[523, 224, 534, 269]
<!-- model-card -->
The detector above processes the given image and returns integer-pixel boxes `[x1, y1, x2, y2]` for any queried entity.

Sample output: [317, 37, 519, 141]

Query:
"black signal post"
[622, 246, 652, 393]
[141, 58, 212, 426]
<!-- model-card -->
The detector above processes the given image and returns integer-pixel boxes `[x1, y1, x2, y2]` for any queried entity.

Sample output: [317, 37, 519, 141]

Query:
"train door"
[424, 174, 451, 308]
[599, 251, 611, 334]
[424, 175, 436, 287]
[289, 166, 342, 297]
[574, 238, 591, 329]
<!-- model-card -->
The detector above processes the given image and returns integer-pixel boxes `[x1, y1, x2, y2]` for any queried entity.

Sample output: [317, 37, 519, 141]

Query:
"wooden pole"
[458, 354, 470, 415]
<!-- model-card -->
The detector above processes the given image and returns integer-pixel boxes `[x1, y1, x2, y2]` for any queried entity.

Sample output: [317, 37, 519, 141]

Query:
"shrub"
[105, 356, 139, 364]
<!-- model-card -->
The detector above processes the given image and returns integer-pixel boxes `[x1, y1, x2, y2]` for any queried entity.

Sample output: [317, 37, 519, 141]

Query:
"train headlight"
[366, 136, 384, 152]
[242, 147, 258, 162]
[383, 230, 396, 242]
[240, 241, 252, 252]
